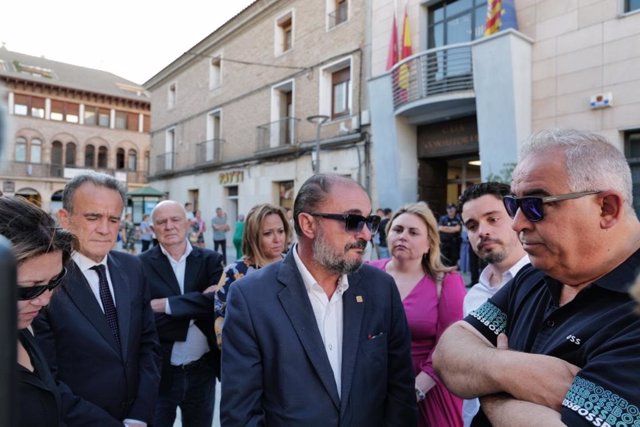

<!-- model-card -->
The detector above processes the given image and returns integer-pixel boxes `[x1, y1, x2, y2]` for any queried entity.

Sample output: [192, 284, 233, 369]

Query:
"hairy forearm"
[482, 394, 566, 427]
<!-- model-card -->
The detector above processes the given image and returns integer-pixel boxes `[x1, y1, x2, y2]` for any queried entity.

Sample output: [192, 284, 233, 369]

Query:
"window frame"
[275, 10, 295, 56]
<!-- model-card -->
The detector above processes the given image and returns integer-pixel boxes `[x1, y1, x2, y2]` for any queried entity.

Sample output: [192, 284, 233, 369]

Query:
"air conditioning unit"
[590, 92, 612, 109]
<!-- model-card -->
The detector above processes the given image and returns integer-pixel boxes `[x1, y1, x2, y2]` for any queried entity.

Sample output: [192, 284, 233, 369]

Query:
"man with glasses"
[434, 129, 640, 426]
[33, 172, 161, 426]
[221, 174, 417, 426]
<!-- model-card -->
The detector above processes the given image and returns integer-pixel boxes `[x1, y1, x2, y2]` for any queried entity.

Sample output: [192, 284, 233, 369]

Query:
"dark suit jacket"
[33, 251, 161, 426]
[139, 245, 224, 386]
[221, 252, 417, 427]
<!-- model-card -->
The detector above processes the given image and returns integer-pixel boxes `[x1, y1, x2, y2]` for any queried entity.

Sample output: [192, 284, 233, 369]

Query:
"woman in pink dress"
[369, 202, 466, 427]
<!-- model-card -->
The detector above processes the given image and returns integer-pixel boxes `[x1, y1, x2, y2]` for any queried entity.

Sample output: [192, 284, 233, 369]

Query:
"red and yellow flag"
[398, 7, 413, 90]
[386, 12, 398, 70]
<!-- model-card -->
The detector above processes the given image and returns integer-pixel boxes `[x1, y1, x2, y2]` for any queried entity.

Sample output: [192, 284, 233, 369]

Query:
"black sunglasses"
[309, 213, 381, 234]
[503, 191, 600, 222]
[17, 267, 67, 301]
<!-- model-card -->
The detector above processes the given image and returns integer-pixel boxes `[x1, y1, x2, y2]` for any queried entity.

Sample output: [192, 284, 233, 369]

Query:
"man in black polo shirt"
[433, 129, 640, 426]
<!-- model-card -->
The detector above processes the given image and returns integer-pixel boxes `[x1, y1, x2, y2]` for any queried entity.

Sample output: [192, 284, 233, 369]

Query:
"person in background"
[140, 200, 224, 427]
[214, 204, 289, 348]
[438, 204, 462, 268]
[191, 209, 206, 249]
[434, 129, 640, 426]
[377, 207, 392, 259]
[232, 214, 245, 260]
[457, 182, 529, 426]
[33, 172, 161, 426]
[211, 207, 230, 264]
[285, 208, 297, 249]
[122, 212, 137, 254]
[220, 174, 416, 426]
[1, 196, 76, 427]
[139, 214, 153, 253]
[369, 202, 466, 427]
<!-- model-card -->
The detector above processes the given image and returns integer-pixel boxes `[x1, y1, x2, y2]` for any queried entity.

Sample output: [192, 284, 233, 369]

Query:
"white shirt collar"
[159, 241, 193, 264]
[292, 244, 349, 296]
[72, 251, 108, 272]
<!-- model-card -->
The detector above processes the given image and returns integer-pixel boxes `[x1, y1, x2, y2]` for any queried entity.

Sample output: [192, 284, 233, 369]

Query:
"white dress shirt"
[72, 252, 117, 312]
[293, 245, 349, 398]
[159, 243, 210, 365]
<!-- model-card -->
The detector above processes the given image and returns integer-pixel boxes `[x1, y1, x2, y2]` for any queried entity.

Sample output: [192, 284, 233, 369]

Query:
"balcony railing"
[256, 117, 300, 152]
[0, 161, 147, 183]
[195, 138, 224, 166]
[328, 2, 348, 28]
[156, 152, 176, 173]
[391, 42, 474, 109]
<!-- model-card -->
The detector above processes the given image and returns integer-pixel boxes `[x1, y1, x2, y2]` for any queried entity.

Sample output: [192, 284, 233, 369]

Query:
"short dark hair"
[458, 182, 511, 212]
[0, 196, 76, 265]
[62, 172, 126, 213]
[292, 174, 364, 236]
[383, 208, 392, 216]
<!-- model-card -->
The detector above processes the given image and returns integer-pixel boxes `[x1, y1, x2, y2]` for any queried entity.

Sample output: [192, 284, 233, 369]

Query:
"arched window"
[30, 139, 42, 163]
[128, 149, 137, 171]
[85, 144, 95, 167]
[116, 148, 126, 170]
[51, 141, 63, 165]
[15, 137, 27, 162]
[65, 142, 76, 166]
[97, 146, 108, 168]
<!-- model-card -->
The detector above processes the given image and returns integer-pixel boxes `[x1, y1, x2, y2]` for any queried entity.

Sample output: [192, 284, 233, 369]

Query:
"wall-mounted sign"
[2, 181, 15, 193]
[219, 171, 244, 185]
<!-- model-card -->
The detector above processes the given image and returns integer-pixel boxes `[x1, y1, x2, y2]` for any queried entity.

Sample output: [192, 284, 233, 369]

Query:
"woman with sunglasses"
[212, 203, 291, 347]
[369, 202, 466, 427]
[0, 196, 76, 426]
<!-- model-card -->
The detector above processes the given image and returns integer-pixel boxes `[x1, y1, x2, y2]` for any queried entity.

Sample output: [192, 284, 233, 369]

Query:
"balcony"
[195, 138, 224, 166]
[391, 42, 475, 121]
[256, 117, 300, 155]
[0, 161, 147, 183]
[156, 152, 177, 174]
[328, 2, 348, 28]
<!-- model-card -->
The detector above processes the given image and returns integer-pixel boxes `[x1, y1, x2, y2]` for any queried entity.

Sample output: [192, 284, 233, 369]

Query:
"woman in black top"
[1, 196, 75, 426]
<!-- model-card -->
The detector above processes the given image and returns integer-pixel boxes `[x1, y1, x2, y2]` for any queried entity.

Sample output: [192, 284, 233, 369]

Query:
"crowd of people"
[3, 128, 640, 426]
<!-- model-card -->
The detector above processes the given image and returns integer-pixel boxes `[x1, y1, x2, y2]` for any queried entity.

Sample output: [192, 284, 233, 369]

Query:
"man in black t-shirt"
[438, 204, 462, 267]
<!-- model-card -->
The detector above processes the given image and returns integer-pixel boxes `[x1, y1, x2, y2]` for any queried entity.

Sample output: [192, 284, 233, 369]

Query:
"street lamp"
[306, 115, 329, 174]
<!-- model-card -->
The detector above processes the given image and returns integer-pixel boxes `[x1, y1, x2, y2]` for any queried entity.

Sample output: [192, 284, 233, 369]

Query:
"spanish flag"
[398, 6, 413, 91]
[484, 0, 518, 36]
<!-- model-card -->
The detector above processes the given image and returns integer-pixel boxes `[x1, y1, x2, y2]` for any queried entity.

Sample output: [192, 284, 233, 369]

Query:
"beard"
[313, 226, 366, 275]
[477, 238, 507, 264]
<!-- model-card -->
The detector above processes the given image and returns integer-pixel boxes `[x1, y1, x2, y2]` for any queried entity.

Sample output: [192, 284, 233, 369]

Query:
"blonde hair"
[242, 203, 291, 267]
[387, 201, 454, 279]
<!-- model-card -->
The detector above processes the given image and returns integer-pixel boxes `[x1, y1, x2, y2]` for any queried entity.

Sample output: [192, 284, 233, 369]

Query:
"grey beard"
[313, 231, 365, 275]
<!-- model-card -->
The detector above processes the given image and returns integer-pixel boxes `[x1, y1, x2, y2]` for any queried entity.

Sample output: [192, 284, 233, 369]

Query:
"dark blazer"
[139, 245, 224, 385]
[33, 251, 161, 426]
[18, 328, 64, 427]
[221, 252, 417, 427]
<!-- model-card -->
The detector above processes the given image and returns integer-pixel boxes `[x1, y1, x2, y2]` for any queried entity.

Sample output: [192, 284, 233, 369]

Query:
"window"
[15, 137, 27, 162]
[97, 146, 108, 168]
[168, 83, 177, 109]
[329, 0, 348, 27]
[128, 149, 137, 171]
[85, 144, 95, 167]
[50, 101, 80, 123]
[98, 109, 110, 127]
[84, 107, 97, 126]
[13, 95, 45, 118]
[625, 130, 640, 216]
[625, 0, 640, 12]
[30, 139, 42, 163]
[332, 67, 351, 118]
[115, 111, 127, 129]
[276, 12, 294, 55]
[116, 148, 126, 170]
[31, 97, 45, 119]
[143, 115, 151, 133]
[428, 0, 486, 48]
[65, 143, 76, 166]
[51, 141, 63, 165]
[127, 112, 138, 131]
[209, 56, 222, 89]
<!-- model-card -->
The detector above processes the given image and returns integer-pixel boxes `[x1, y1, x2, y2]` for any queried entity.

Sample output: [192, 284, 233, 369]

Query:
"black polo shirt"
[465, 250, 640, 426]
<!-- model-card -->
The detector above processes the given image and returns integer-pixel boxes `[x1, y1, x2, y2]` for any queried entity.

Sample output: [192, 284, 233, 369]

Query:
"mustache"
[477, 237, 502, 251]
[345, 240, 368, 251]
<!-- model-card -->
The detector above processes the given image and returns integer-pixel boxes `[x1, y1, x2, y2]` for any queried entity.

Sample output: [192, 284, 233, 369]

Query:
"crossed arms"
[432, 321, 579, 427]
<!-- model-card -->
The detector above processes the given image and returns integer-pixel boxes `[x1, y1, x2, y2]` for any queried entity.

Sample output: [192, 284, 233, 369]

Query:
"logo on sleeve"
[566, 334, 581, 346]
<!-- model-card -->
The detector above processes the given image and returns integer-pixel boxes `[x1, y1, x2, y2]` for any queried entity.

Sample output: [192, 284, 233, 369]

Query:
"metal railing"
[391, 42, 474, 109]
[195, 138, 224, 165]
[256, 117, 300, 152]
[328, 3, 348, 28]
[0, 161, 147, 183]
[156, 152, 176, 173]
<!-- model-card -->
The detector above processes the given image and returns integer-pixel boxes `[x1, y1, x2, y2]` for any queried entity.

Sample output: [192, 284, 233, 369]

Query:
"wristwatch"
[415, 387, 426, 401]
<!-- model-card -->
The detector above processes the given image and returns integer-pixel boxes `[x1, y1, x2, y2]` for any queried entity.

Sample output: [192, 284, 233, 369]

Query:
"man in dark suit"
[221, 174, 417, 426]
[33, 172, 161, 426]
[140, 200, 224, 427]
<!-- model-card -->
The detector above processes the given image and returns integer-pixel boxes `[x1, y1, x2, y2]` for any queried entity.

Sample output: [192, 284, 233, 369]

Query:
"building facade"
[369, 0, 640, 216]
[0, 47, 151, 214]
[145, 0, 372, 243]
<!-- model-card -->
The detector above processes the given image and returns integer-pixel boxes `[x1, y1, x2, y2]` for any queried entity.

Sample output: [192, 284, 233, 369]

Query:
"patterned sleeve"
[214, 261, 249, 318]
[463, 280, 511, 346]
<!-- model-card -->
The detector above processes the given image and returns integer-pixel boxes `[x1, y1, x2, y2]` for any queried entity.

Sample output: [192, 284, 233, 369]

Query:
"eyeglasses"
[308, 213, 381, 234]
[17, 267, 67, 301]
[503, 191, 600, 222]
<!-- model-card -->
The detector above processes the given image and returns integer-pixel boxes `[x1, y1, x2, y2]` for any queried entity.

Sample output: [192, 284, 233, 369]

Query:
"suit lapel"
[64, 261, 121, 355]
[277, 254, 341, 410]
[184, 247, 203, 292]
[107, 253, 130, 358]
[340, 269, 366, 415]
[149, 246, 181, 295]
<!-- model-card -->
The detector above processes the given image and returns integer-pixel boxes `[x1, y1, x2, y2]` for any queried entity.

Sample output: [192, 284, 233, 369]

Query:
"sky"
[1, 0, 255, 85]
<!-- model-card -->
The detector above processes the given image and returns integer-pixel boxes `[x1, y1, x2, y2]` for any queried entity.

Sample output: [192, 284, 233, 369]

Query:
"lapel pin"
[356, 295, 363, 303]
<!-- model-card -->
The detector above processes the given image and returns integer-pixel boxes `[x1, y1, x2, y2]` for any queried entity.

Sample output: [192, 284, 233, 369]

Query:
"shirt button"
[546, 320, 555, 327]
[328, 344, 333, 351]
